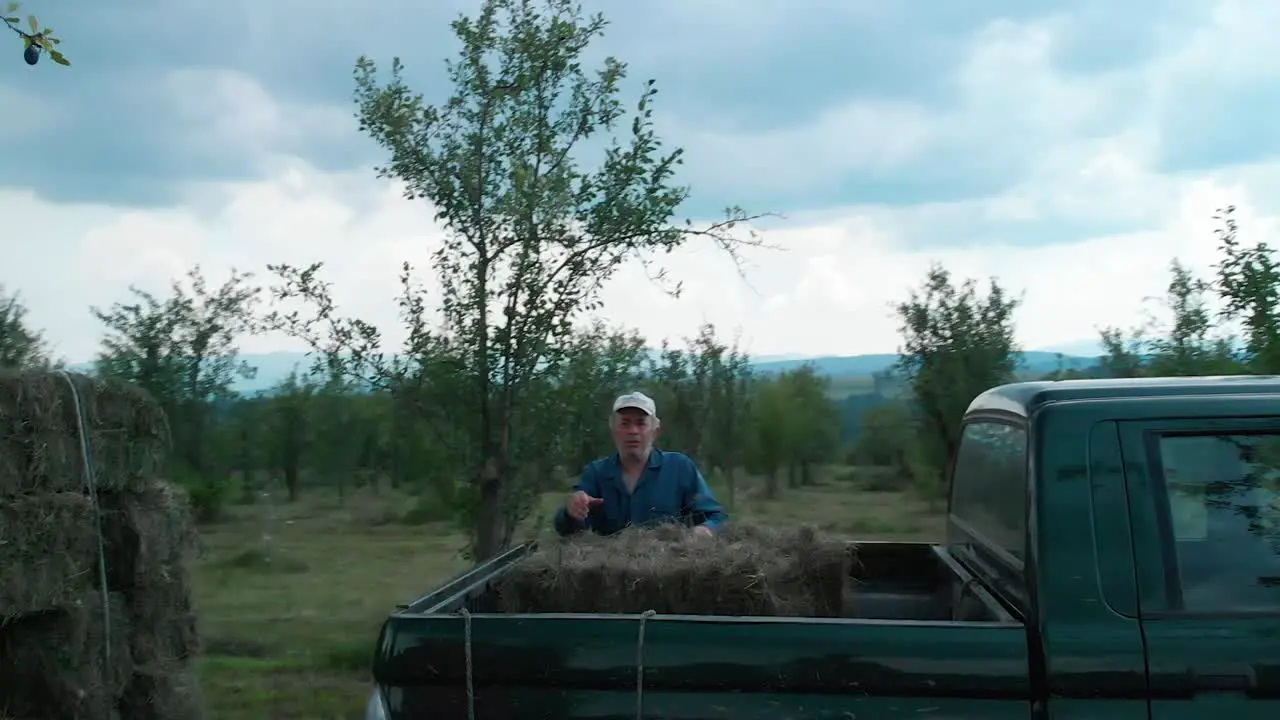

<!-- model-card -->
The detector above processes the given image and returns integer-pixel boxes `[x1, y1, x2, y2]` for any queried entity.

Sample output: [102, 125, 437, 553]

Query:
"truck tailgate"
[372, 612, 1031, 719]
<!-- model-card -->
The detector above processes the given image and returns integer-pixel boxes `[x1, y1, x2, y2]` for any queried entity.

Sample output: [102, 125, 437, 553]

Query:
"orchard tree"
[777, 365, 840, 487]
[555, 322, 648, 471]
[3, 3, 68, 66]
[700, 331, 753, 505]
[0, 285, 53, 369]
[1214, 205, 1280, 373]
[743, 364, 840, 500]
[270, 0, 768, 560]
[1098, 257, 1241, 378]
[268, 370, 314, 502]
[895, 264, 1020, 492]
[94, 266, 260, 476]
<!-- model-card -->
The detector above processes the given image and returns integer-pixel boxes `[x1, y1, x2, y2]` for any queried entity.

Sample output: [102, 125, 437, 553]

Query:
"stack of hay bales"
[0, 370, 203, 720]
[495, 524, 852, 617]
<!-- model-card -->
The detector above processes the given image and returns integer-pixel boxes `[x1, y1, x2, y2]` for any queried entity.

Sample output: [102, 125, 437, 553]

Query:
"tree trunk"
[725, 465, 737, 508]
[284, 461, 299, 502]
[473, 456, 505, 562]
[765, 467, 780, 500]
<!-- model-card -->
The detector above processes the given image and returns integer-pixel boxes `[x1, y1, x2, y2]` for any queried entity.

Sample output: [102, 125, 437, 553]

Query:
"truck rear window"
[1153, 432, 1280, 612]
[949, 421, 1027, 563]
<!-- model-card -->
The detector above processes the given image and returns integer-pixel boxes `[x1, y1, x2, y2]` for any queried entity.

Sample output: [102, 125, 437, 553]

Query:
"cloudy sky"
[4, 0, 1279, 364]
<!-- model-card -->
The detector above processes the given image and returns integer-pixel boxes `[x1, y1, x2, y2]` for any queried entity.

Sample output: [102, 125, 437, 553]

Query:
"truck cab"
[365, 375, 1280, 719]
[953, 375, 1280, 718]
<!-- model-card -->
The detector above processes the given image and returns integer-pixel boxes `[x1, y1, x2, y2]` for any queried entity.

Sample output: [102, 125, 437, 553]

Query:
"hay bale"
[0, 591, 133, 720]
[0, 492, 101, 619]
[100, 481, 198, 592]
[118, 661, 206, 720]
[101, 480, 205, 717]
[0, 371, 169, 498]
[495, 524, 852, 617]
[101, 481, 202, 663]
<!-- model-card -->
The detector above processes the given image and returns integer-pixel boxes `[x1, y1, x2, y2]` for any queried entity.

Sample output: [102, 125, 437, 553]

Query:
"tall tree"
[555, 322, 648, 471]
[94, 266, 260, 476]
[895, 264, 1020, 492]
[1214, 205, 1280, 373]
[1098, 256, 1241, 378]
[0, 285, 52, 369]
[271, 0, 768, 560]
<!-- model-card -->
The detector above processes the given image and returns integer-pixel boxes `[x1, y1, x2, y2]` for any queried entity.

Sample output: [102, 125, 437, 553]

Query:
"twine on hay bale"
[495, 523, 853, 617]
[0, 370, 203, 719]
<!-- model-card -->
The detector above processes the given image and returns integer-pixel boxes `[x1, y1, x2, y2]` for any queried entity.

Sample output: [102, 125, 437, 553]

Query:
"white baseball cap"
[612, 391, 657, 416]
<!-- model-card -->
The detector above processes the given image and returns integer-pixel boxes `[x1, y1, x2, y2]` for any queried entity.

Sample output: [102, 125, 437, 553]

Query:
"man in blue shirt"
[554, 391, 728, 537]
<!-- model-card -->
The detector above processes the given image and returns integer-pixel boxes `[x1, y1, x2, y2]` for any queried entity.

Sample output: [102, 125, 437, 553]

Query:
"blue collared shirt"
[553, 448, 728, 536]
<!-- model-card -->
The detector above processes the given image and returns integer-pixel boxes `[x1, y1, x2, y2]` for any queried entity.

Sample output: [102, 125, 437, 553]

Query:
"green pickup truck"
[363, 376, 1280, 719]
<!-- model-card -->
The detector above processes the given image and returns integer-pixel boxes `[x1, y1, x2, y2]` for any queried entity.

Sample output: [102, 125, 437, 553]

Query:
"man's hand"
[566, 490, 604, 521]
[692, 524, 714, 538]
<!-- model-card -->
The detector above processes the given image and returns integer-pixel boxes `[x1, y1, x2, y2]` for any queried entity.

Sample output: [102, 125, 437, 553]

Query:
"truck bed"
[373, 541, 1029, 719]
[397, 540, 1014, 622]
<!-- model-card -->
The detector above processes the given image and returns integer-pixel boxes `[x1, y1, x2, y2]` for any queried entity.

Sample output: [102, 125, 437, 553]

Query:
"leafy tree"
[271, 0, 768, 560]
[1214, 205, 1280, 373]
[3, 2, 68, 66]
[742, 364, 841, 500]
[554, 322, 647, 471]
[0, 285, 53, 369]
[701, 332, 752, 506]
[777, 364, 840, 487]
[1099, 257, 1241, 378]
[895, 264, 1020, 493]
[744, 374, 791, 500]
[93, 266, 260, 477]
[268, 371, 314, 502]
[310, 366, 362, 500]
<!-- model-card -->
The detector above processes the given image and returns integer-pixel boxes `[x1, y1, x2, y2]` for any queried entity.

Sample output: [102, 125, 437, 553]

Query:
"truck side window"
[1152, 432, 1280, 612]
[950, 421, 1027, 562]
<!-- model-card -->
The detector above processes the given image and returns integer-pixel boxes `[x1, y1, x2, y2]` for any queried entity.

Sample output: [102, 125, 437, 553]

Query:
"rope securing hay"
[494, 523, 852, 617]
[634, 608, 656, 720]
[0, 370, 203, 719]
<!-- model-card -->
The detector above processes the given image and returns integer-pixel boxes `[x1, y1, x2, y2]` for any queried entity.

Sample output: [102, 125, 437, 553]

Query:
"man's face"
[612, 408, 657, 461]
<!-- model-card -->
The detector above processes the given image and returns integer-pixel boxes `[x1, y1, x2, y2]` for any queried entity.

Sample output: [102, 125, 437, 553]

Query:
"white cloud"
[2, 150, 1273, 365]
[6, 0, 1280, 366]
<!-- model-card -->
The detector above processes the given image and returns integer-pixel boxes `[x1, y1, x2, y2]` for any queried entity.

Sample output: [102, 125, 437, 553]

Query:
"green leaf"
[26, 13, 35, 32]
[3, 16, 18, 23]
[4, 2, 17, 13]
[49, 49, 68, 66]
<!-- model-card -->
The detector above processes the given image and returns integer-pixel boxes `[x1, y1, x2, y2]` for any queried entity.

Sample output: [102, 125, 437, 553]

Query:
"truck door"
[1118, 417, 1280, 719]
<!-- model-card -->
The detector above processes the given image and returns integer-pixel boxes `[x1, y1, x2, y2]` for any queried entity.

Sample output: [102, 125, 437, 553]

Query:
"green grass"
[193, 468, 944, 718]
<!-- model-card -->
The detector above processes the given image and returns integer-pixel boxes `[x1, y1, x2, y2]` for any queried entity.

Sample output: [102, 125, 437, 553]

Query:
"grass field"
[193, 468, 944, 719]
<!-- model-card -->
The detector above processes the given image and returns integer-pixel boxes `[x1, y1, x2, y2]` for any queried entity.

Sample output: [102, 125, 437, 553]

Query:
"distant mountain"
[98, 349, 1089, 395]
[751, 351, 1099, 379]
[1032, 339, 1107, 357]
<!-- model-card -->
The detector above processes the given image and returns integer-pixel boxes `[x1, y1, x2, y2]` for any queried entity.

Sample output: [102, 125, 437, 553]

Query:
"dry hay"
[0, 591, 133, 720]
[100, 481, 202, 664]
[0, 492, 101, 619]
[0, 371, 202, 718]
[495, 524, 853, 617]
[117, 661, 205, 720]
[0, 370, 170, 498]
